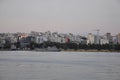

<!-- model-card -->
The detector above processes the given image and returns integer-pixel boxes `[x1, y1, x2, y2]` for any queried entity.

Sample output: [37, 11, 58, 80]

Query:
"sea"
[0, 51, 120, 80]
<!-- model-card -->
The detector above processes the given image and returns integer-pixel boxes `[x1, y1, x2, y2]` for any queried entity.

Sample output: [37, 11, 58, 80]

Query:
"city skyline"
[0, 0, 120, 35]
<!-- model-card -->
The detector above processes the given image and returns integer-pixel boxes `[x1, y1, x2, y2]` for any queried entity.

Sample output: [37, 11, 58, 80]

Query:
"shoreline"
[0, 49, 120, 52]
[63, 49, 120, 52]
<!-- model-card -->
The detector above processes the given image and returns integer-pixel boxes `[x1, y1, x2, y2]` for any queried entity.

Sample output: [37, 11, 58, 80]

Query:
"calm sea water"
[0, 51, 120, 80]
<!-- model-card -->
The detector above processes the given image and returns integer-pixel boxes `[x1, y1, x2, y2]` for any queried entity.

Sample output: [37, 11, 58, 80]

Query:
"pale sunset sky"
[0, 0, 120, 35]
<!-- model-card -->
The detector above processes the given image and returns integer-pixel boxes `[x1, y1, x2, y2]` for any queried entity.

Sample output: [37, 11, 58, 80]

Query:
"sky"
[0, 0, 120, 35]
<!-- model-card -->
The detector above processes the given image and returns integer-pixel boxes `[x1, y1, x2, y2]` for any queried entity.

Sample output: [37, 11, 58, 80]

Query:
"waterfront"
[0, 51, 120, 80]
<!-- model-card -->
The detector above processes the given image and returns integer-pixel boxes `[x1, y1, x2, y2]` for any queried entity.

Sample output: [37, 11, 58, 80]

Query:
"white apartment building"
[35, 36, 48, 44]
[100, 36, 109, 44]
[87, 33, 95, 44]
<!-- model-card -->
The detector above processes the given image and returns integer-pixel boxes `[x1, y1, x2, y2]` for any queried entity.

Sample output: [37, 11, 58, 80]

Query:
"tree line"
[25, 41, 120, 51]
[0, 41, 120, 51]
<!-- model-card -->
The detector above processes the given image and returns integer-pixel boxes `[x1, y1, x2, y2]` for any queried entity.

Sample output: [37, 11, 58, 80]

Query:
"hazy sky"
[0, 0, 120, 35]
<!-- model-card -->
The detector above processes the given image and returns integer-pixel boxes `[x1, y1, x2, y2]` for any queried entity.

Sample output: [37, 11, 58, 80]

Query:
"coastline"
[0, 49, 120, 52]
[63, 49, 120, 52]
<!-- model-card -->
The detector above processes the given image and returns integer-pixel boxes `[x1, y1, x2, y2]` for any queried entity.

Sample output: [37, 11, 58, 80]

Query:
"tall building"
[112, 36, 118, 44]
[117, 33, 120, 44]
[87, 33, 95, 44]
[105, 33, 113, 44]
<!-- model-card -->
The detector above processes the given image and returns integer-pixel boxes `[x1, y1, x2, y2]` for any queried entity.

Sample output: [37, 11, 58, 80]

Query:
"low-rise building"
[80, 37, 87, 44]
